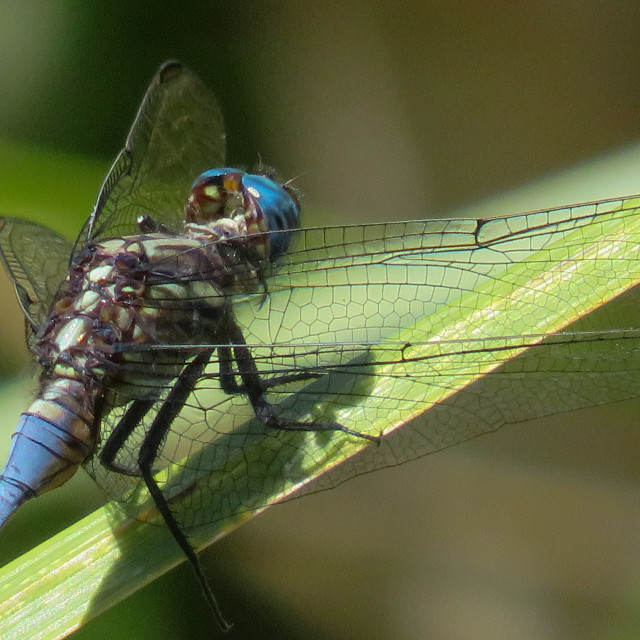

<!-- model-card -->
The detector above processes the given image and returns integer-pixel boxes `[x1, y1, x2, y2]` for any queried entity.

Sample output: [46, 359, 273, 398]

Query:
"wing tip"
[158, 60, 185, 84]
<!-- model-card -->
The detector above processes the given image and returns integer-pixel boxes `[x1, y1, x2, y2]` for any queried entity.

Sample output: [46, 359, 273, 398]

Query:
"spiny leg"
[136, 350, 232, 632]
[225, 321, 380, 443]
[217, 344, 321, 394]
[99, 398, 155, 474]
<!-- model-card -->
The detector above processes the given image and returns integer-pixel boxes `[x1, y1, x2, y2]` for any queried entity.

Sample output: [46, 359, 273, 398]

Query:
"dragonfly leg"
[227, 323, 380, 444]
[99, 398, 155, 475]
[217, 344, 321, 394]
[136, 350, 232, 632]
[217, 345, 242, 394]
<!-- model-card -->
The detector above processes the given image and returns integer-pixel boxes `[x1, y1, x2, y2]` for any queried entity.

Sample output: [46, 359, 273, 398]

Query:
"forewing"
[86, 194, 640, 528]
[74, 61, 225, 254]
[0, 217, 72, 347]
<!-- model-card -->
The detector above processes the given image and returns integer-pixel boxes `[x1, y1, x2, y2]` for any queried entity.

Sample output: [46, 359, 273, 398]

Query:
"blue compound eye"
[241, 173, 300, 258]
[187, 168, 301, 260]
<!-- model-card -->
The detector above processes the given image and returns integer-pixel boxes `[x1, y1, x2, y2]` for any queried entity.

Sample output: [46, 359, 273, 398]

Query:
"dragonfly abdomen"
[0, 377, 97, 528]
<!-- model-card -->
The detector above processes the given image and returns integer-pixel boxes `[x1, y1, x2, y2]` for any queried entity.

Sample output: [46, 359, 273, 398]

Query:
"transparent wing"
[0, 218, 72, 346]
[74, 61, 225, 254]
[85, 193, 640, 528]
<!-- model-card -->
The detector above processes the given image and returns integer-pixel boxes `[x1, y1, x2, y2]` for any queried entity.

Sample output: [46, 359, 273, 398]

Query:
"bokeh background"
[1, 2, 640, 639]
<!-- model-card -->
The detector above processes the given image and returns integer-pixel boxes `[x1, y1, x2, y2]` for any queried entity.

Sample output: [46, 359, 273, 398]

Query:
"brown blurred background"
[1, 2, 640, 639]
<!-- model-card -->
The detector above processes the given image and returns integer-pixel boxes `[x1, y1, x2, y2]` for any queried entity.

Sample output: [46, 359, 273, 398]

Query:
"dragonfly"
[1, 61, 640, 630]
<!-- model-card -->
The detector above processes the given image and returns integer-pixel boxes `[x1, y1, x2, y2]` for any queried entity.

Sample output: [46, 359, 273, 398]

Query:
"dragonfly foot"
[273, 418, 381, 444]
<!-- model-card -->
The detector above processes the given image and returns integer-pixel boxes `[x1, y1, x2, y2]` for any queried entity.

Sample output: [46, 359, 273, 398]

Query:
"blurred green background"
[2, 2, 640, 639]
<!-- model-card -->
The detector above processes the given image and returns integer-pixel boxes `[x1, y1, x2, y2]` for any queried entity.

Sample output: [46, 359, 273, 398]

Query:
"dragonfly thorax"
[36, 223, 267, 388]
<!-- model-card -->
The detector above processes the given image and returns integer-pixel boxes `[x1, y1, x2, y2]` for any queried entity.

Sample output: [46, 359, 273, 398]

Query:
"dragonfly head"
[186, 168, 300, 259]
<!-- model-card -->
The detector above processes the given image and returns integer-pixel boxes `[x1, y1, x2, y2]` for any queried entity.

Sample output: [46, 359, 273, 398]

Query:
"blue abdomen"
[0, 380, 96, 529]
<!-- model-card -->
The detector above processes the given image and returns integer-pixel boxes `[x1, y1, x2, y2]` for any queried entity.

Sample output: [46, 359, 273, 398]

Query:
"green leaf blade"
[2, 160, 640, 638]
